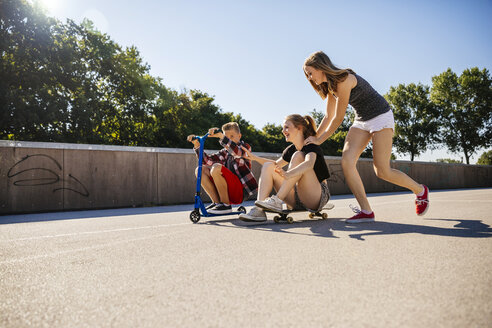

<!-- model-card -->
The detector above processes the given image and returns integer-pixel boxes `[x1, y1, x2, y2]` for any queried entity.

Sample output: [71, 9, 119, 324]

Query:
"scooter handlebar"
[191, 132, 210, 141]
[191, 128, 220, 140]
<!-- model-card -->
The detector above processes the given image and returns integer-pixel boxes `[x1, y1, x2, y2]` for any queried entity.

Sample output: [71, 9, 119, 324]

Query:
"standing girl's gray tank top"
[348, 74, 391, 122]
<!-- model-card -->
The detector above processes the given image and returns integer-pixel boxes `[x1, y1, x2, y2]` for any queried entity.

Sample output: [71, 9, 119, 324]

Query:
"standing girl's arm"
[306, 75, 355, 145]
[316, 92, 337, 136]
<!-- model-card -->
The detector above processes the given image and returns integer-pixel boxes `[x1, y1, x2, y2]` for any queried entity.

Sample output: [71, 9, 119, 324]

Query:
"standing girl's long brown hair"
[285, 114, 317, 139]
[303, 51, 355, 99]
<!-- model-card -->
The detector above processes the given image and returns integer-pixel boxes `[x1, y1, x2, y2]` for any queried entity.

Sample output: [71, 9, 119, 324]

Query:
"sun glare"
[39, 0, 59, 14]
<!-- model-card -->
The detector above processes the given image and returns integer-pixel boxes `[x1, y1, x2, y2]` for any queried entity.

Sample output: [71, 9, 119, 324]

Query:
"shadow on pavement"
[201, 217, 492, 241]
[319, 218, 492, 241]
[0, 205, 193, 225]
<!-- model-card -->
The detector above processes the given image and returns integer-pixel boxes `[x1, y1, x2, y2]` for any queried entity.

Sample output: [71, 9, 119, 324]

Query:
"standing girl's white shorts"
[350, 110, 395, 133]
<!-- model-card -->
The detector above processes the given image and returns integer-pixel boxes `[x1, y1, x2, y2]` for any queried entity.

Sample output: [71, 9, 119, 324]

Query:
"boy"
[187, 122, 258, 214]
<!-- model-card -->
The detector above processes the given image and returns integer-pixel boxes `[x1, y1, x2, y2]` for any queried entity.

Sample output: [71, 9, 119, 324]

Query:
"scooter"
[189, 132, 246, 223]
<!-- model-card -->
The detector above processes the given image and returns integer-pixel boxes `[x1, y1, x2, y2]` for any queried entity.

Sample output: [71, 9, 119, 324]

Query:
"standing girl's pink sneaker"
[415, 185, 430, 216]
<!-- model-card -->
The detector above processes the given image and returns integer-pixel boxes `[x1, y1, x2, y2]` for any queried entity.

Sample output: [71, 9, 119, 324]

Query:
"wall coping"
[1, 140, 490, 167]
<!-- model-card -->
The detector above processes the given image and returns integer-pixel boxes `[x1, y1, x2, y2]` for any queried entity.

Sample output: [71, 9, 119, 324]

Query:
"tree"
[477, 150, 492, 165]
[258, 123, 286, 153]
[0, 0, 358, 157]
[385, 83, 439, 161]
[0, 0, 164, 145]
[430, 68, 492, 164]
[0, 0, 61, 141]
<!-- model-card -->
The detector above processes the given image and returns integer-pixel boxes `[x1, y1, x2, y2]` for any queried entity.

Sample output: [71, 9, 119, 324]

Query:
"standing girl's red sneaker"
[415, 185, 430, 216]
[346, 205, 375, 223]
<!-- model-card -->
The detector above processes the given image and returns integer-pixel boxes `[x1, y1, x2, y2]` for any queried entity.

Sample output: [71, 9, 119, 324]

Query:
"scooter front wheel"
[190, 209, 201, 223]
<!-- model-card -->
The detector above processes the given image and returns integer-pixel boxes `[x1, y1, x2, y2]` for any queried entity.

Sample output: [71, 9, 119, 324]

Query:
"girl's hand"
[241, 146, 255, 161]
[304, 136, 321, 145]
[277, 166, 297, 179]
[274, 164, 286, 177]
[277, 167, 298, 179]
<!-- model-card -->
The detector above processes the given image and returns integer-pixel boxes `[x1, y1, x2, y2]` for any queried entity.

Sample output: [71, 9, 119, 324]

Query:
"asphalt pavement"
[1, 188, 491, 327]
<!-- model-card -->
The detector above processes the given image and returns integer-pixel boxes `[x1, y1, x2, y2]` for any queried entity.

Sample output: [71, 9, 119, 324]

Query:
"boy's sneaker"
[255, 195, 284, 213]
[415, 185, 430, 216]
[239, 206, 267, 222]
[208, 203, 232, 214]
[345, 205, 375, 223]
[206, 203, 218, 210]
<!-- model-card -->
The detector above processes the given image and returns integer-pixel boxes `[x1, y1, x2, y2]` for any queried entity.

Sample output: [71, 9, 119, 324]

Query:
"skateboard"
[261, 203, 335, 224]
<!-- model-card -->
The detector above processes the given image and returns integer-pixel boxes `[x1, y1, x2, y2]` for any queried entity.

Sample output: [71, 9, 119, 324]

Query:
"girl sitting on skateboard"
[239, 114, 330, 222]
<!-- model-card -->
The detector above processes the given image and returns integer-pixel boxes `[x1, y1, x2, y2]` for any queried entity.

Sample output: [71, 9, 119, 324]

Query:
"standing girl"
[303, 51, 429, 223]
[239, 114, 330, 222]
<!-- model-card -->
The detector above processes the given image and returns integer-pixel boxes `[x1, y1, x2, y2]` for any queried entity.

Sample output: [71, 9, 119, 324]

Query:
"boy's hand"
[187, 134, 200, 148]
[208, 128, 223, 138]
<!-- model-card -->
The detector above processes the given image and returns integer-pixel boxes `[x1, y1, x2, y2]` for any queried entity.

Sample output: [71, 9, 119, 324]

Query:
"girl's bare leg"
[372, 129, 423, 194]
[257, 162, 286, 201]
[276, 151, 321, 210]
[341, 128, 373, 212]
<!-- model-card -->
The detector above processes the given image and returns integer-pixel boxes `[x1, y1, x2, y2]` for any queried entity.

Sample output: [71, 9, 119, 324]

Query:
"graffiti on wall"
[7, 154, 89, 197]
[327, 163, 345, 184]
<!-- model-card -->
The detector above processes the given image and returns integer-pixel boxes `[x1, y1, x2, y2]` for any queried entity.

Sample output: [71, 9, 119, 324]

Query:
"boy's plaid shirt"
[194, 136, 258, 197]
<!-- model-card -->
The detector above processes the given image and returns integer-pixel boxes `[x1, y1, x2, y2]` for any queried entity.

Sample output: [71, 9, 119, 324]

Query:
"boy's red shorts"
[209, 166, 243, 204]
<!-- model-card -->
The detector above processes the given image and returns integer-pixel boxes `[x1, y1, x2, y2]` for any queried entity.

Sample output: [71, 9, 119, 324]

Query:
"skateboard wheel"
[274, 216, 281, 223]
[321, 213, 328, 219]
[287, 217, 294, 224]
[309, 213, 315, 218]
[189, 209, 201, 223]
[238, 206, 246, 214]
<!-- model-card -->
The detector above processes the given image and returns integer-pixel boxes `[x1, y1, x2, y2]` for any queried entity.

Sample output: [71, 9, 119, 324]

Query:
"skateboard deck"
[260, 203, 335, 224]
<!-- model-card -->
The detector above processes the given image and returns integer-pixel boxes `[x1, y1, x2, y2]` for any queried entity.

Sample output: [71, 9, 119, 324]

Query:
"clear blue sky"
[41, 0, 492, 162]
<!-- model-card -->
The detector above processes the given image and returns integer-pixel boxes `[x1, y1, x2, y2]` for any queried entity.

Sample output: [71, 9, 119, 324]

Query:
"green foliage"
[430, 68, 492, 164]
[385, 83, 439, 161]
[0, 0, 290, 153]
[2, 0, 490, 164]
[1, 0, 160, 145]
[476, 150, 492, 165]
[436, 158, 462, 164]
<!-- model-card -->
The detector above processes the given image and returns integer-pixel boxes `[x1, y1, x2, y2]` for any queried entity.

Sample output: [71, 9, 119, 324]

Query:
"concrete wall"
[1, 140, 491, 214]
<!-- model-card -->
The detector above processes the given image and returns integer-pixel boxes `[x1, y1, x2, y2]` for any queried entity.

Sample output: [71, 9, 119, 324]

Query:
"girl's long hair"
[303, 51, 355, 99]
[285, 114, 317, 140]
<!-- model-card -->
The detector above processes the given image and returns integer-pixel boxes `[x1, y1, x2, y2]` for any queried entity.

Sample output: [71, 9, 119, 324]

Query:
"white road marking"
[0, 229, 189, 265]
[0, 222, 191, 242]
